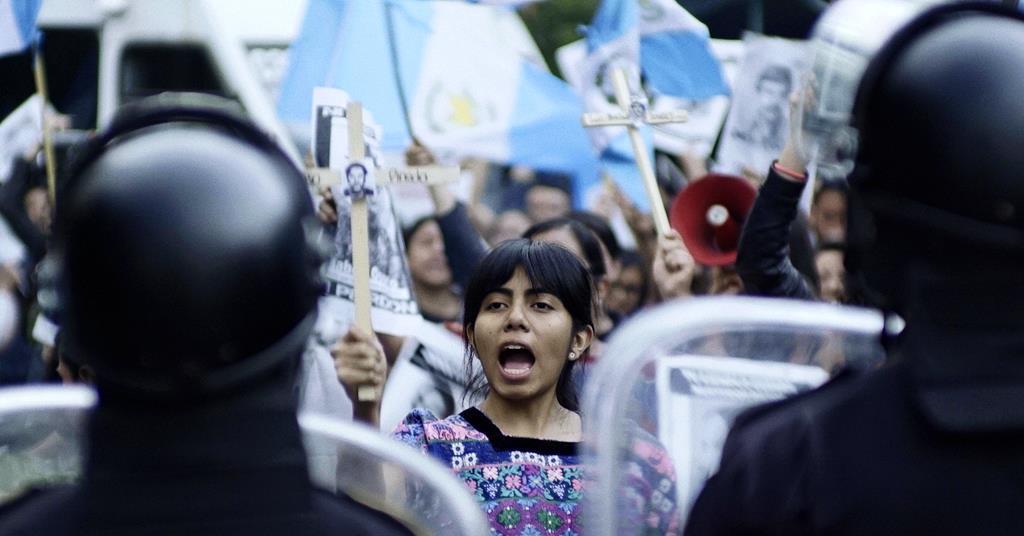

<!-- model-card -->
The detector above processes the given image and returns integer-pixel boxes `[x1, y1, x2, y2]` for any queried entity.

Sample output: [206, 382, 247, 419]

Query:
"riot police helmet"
[844, 3, 1024, 309]
[55, 93, 325, 399]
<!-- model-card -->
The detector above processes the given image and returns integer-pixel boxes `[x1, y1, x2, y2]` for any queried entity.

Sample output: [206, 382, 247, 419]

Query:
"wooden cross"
[581, 67, 689, 237]
[306, 101, 459, 402]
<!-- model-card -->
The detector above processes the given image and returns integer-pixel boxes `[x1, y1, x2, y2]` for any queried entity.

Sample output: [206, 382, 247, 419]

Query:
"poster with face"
[310, 87, 422, 339]
[654, 355, 827, 512]
[714, 34, 810, 179]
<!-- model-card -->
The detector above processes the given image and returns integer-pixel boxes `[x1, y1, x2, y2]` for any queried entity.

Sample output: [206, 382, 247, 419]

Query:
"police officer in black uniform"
[0, 94, 411, 535]
[686, 3, 1024, 534]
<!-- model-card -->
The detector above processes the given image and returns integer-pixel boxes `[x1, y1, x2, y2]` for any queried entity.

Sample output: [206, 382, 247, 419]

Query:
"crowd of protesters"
[0, 33, 861, 536]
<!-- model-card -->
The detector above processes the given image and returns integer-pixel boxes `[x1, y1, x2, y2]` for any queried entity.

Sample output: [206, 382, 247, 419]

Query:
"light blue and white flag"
[637, 0, 728, 100]
[570, 0, 727, 210]
[577, 0, 728, 151]
[278, 0, 597, 186]
[0, 0, 42, 57]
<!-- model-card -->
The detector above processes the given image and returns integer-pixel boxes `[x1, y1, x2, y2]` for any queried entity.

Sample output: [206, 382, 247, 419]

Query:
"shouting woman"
[334, 240, 679, 534]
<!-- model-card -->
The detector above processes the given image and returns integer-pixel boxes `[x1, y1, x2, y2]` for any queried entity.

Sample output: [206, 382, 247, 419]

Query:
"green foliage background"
[517, 0, 598, 79]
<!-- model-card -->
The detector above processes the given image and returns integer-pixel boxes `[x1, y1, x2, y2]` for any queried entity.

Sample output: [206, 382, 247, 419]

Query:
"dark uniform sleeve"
[736, 167, 817, 301]
[435, 202, 487, 290]
[684, 402, 814, 536]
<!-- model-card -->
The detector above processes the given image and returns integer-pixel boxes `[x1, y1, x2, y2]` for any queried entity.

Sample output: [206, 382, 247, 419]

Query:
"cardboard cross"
[307, 101, 459, 402]
[581, 67, 689, 237]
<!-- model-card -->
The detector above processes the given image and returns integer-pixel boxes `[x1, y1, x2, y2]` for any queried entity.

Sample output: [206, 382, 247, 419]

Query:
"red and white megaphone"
[669, 173, 758, 266]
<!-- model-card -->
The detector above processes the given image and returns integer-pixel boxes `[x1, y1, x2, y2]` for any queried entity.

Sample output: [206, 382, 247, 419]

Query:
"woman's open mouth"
[498, 344, 535, 381]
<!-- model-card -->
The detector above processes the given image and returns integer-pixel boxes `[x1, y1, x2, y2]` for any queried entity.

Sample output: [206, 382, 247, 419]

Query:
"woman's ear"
[571, 325, 594, 359]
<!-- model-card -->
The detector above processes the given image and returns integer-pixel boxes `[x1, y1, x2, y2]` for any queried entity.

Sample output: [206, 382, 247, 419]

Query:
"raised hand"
[652, 230, 696, 300]
[332, 325, 387, 423]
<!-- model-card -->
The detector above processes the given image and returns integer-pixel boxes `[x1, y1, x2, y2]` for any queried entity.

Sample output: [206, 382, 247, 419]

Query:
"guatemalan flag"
[278, 0, 598, 186]
[0, 0, 42, 57]
[573, 0, 728, 210]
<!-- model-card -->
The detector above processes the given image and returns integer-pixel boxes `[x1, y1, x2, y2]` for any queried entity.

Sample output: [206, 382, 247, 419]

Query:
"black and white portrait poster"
[655, 355, 827, 512]
[714, 34, 809, 178]
[310, 87, 422, 338]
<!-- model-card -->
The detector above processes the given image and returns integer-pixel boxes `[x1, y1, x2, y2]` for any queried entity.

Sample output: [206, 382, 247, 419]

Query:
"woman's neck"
[413, 281, 461, 321]
[478, 392, 581, 442]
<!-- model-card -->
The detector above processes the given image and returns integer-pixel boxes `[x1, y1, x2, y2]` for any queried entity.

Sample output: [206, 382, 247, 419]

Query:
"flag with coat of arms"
[277, 0, 598, 189]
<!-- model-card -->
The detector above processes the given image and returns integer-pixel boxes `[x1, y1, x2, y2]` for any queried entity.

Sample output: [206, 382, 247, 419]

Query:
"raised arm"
[736, 91, 817, 301]
[406, 142, 487, 289]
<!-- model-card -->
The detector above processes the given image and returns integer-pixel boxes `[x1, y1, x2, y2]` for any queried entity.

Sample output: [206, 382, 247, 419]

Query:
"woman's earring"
[569, 351, 577, 361]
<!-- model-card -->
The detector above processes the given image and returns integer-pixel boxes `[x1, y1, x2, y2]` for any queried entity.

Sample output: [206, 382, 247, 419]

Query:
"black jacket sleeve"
[435, 202, 486, 290]
[736, 167, 816, 301]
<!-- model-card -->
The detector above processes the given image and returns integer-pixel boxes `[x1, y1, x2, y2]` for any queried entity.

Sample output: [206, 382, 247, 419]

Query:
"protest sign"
[311, 88, 421, 346]
[655, 354, 827, 510]
[715, 34, 809, 177]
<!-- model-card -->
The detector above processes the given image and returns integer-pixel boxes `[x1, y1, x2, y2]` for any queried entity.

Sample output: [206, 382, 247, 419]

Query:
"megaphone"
[670, 173, 758, 266]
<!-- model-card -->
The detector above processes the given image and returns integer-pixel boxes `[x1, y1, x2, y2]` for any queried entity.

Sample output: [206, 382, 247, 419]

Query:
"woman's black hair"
[568, 211, 621, 261]
[462, 239, 594, 413]
[522, 217, 607, 282]
[402, 215, 437, 247]
[813, 178, 849, 206]
[617, 249, 651, 310]
[816, 241, 846, 255]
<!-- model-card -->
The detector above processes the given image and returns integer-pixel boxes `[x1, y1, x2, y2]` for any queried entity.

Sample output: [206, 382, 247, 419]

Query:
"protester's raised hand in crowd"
[652, 229, 695, 300]
[317, 185, 338, 225]
[406, 140, 460, 216]
[776, 78, 815, 181]
[332, 325, 387, 425]
[405, 139, 436, 167]
[608, 179, 658, 269]
[677, 150, 708, 182]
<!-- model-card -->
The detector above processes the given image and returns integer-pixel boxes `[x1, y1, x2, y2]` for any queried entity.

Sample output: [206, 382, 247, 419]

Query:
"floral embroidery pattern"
[392, 408, 679, 535]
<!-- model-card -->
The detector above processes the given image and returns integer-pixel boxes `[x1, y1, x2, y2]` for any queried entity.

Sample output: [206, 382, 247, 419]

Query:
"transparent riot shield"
[0, 385, 94, 502]
[0, 386, 487, 535]
[300, 413, 489, 535]
[580, 297, 886, 535]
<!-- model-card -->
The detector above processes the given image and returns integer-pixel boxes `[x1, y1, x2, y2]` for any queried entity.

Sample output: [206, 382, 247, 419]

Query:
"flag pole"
[383, 1, 417, 143]
[32, 46, 57, 208]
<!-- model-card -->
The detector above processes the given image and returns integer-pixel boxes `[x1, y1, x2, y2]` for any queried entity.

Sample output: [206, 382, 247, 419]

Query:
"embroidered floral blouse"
[391, 407, 679, 535]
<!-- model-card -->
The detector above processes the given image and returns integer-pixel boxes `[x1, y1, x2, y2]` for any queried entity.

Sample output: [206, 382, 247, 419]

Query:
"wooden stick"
[33, 51, 57, 209]
[346, 102, 376, 403]
[610, 68, 671, 237]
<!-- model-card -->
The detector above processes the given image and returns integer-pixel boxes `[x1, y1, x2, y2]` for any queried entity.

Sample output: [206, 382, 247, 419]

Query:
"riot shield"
[0, 385, 93, 502]
[0, 386, 487, 535]
[580, 297, 886, 535]
[300, 413, 489, 535]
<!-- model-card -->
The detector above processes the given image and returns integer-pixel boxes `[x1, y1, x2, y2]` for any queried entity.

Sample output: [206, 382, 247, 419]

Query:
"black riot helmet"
[54, 93, 325, 400]
[844, 3, 1024, 311]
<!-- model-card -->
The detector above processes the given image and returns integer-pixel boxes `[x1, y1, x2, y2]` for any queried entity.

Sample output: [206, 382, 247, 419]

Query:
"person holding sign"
[336, 239, 679, 534]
